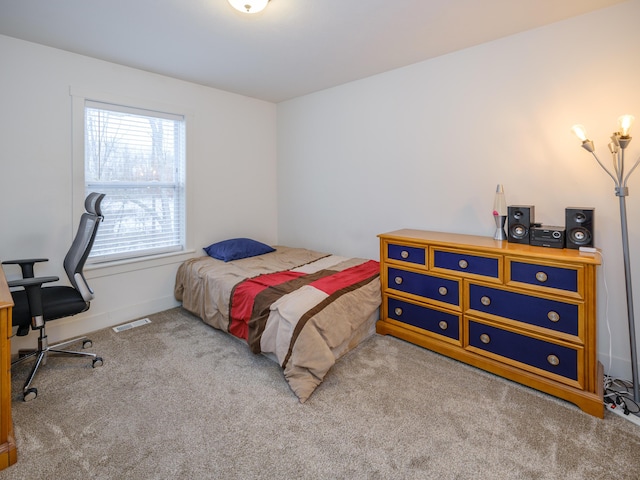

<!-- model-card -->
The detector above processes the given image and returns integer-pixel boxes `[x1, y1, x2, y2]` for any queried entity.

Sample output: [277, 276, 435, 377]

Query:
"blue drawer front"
[510, 261, 578, 292]
[468, 284, 578, 336]
[387, 297, 459, 340]
[468, 321, 578, 381]
[387, 244, 426, 266]
[388, 267, 459, 306]
[433, 250, 499, 278]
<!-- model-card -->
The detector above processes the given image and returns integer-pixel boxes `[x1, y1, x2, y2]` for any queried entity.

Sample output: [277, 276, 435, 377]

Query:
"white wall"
[277, 0, 640, 380]
[1, 35, 278, 352]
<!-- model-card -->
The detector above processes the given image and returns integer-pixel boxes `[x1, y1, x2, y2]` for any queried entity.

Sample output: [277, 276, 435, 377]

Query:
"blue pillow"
[203, 238, 275, 262]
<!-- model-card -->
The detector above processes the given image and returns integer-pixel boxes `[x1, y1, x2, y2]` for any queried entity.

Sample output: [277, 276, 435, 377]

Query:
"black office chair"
[3, 192, 106, 401]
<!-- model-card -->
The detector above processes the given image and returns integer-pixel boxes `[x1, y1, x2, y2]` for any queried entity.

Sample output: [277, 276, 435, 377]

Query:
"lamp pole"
[616, 182, 639, 402]
[572, 116, 640, 403]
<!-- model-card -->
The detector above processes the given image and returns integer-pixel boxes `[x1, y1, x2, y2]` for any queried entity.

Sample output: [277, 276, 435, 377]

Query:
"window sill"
[84, 249, 197, 279]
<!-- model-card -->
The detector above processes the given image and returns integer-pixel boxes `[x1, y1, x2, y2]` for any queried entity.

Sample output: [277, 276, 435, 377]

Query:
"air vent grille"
[112, 318, 151, 333]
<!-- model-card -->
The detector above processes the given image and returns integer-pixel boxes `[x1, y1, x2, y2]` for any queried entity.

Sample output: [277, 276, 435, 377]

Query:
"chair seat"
[12, 286, 89, 335]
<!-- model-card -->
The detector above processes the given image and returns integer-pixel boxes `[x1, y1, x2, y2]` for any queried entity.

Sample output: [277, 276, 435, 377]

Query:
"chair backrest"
[63, 192, 105, 302]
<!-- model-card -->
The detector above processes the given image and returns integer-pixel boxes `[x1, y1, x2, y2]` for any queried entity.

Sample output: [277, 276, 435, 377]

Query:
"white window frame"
[71, 87, 194, 273]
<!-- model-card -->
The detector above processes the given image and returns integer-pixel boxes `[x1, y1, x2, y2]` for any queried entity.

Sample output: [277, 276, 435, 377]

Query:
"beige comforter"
[174, 246, 381, 402]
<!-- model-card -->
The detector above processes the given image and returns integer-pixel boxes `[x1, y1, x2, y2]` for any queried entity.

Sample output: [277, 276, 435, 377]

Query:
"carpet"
[4, 307, 640, 479]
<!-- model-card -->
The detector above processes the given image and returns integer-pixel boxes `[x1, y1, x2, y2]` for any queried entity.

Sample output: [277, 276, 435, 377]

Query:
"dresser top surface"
[379, 229, 601, 265]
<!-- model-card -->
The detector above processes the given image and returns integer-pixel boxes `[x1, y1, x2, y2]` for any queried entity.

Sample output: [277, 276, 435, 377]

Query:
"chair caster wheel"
[23, 388, 37, 402]
[93, 357, 103, 368]
[83, 339, 93, 349]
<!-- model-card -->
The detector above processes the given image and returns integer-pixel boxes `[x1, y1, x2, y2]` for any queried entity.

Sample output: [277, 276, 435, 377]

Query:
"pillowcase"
[203, 238, 275, 262]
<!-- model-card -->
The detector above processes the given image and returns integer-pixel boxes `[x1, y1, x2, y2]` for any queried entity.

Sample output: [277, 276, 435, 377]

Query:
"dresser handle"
[547, 311, 560, 323]
[438, 320, 448, 330]
[401, 250, 409, 259]
[480, 333, 491, 344]
[394, 276, 403, 285]
[480, 296, 491, 306]
[458, 259, 468, 269]
[438, 286, 448, 296]
[536, 271, 548, 282]
[394, 307, 403, 316]
[547, 354, 560, 366]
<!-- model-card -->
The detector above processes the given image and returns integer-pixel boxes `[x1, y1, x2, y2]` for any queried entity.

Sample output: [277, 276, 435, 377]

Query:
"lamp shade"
[228, 0, 269, 14]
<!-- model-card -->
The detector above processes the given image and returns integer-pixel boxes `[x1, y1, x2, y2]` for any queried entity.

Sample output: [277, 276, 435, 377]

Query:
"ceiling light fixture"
[228, 0, 270, 14]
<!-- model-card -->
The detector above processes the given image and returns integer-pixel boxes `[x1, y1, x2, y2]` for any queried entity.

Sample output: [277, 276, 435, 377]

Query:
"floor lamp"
[572, 115, 640, 403]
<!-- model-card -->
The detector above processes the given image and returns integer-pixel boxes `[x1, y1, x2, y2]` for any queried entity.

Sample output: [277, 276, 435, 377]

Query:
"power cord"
[593, 249, 613, 376]
[604, 375, 640, 417]
[594, 250, 640, 420]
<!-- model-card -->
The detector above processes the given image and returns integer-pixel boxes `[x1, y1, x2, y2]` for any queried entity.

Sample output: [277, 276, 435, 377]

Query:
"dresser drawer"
[387, 296, 460, 342]
[387, 267, 460, 308]
[387, 243, 426, 266]
[467, 283, 580, 337]
[467, 319, 580, 384]
[432, 248, 500, 280]
[507, 258, 581, 296]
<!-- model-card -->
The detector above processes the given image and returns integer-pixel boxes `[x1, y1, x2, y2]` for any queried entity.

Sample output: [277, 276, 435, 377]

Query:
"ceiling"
[0, 0, 628, 103]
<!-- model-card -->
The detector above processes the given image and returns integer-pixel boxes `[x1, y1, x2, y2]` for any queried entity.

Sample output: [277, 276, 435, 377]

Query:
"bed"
[174, 240, 381, 402]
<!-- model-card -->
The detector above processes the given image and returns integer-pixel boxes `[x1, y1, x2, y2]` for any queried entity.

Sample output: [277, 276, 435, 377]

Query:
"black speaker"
[508, 205, 535, 244]
[565, 207, 594, 249]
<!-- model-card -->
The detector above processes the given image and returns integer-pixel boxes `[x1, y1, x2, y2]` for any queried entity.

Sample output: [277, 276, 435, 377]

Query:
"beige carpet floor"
[4, 307, 640, 479]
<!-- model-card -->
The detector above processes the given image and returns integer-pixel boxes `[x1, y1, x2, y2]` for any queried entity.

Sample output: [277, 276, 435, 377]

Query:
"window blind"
[84, 100, 186, 263]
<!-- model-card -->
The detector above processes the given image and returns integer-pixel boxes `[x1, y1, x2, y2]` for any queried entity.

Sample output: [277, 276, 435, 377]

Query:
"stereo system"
[507, 205, 535, 244]
[506, 205, 595, 249]
[530, 226, 565, 249]
[565, 207, 595, 249]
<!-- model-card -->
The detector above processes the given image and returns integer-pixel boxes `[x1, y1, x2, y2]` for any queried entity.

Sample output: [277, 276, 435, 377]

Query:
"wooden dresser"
[377, 229, 604, 418]
[0, 268, 17, 469]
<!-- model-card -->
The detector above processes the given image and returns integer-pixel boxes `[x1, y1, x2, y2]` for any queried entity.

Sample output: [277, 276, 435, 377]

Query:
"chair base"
[12, 329, 103, 401]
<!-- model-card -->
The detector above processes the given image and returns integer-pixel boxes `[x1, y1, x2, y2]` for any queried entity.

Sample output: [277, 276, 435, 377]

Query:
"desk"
[0, 269, 17, 469]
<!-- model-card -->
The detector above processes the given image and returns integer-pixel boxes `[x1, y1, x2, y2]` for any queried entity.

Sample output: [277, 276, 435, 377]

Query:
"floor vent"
[112, 318, 151, 333]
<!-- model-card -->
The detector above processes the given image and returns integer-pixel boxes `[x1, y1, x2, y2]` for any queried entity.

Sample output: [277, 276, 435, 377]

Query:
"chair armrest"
[2, 258, 49, 278]
[7, 276, 59, 289]
[8, 275, 59, 320]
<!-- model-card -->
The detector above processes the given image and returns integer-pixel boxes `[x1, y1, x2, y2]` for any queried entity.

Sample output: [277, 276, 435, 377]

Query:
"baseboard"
[10, 295, 180, 354]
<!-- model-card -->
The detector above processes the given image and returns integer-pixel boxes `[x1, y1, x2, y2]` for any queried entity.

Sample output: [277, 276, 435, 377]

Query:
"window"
[83, 100, 186, 263]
